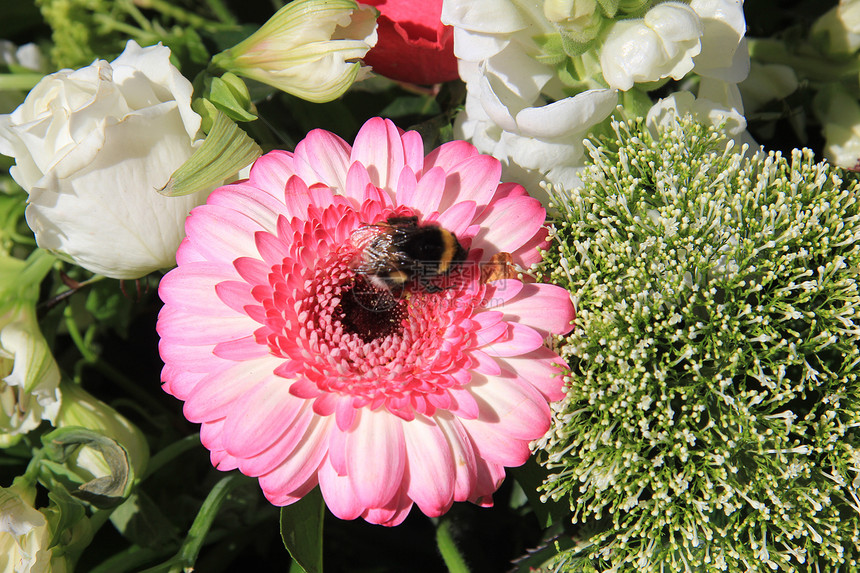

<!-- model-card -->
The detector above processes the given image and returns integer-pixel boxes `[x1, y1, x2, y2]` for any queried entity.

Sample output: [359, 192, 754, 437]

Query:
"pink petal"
[435, 200, 476, 237]
[184, 204, 265, 264]
[258, 415, 333, 502]
[212, 335, 269, 360]
[293, 129, 352, 192]
[318, 457, 364, 520]
[158, 339, 219, 372]
[483, 322, 545, 357]
[434, 414, 479, 501]
[160, 366, 206, 400]
[157, 306, 254, 345]
[403, 415, 455, 516]
[183, 358, 280, 422]
[206, 183, 285, 233]
[422, 139, 479, 178]
[158, 261, 236, 310]
[472, 195, 546, 262]
[437, 154, 501, 213]
[350, 117, 405, 192]
[458, 415, 532, 467]
[238, 404, 315, 477]
[248, 150, 296, 193]
[361, 489, 413, 526]
[407, 166, 446, 216]
[492, 283, 574, 337]
[345, 408, 407, 508]
[496, 346, 568, 402]
[282, 175, 312, 220]
[222, 376, 307, 457]
[401, 129, 425, 175]
[345, 161, 373, 204]
[468, 372, 551, 440]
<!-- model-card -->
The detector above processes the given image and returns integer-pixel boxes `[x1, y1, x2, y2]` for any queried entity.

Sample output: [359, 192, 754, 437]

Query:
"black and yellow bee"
[350, 216, 468, 292]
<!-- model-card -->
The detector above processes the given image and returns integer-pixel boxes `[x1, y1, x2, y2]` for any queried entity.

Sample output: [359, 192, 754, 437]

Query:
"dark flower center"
[337, 276, 407, 343]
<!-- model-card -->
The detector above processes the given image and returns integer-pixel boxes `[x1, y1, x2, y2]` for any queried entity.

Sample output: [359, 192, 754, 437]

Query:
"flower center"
[336, 278, 407, 343]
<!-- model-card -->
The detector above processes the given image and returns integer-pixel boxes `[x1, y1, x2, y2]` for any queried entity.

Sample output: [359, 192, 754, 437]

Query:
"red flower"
[362, 0, 459, 85]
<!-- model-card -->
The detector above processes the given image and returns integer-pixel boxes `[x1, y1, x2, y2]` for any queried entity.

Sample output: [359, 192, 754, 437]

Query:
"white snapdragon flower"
[443, 0, 617, 193]
[814, 84, 860, 169]
[0, 40, 213, 280]
[211, 0, 377, 103]
[600, 2, 703, 91]
[689, 0, 748, 81]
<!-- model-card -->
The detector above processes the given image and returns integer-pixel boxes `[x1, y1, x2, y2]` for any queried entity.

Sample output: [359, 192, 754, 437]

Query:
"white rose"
[600, 2, 704, 91]
[0, 40, 212, 279]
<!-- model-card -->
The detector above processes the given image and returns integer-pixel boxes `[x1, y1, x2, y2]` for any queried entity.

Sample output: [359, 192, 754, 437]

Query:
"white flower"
[646, 79, 755, 148]
[0, 41, 45, 72]
[689, 0, 748, 82]
[739, 62, 798, 114]
[0, 483, 68, 573]
[0, 302, 62, 447]
[0, 251, 61, 447]
[0, 40, 213, 279]
[811, 0, 860, 55]
[600, 2, 704, 91]
[814, 84, 860, 169]
[211, 0, 377, 103]
[443, 0, 617, 193]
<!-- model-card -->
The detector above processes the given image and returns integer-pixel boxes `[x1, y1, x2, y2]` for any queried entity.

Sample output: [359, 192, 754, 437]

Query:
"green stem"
[139, 0, 235, 30]
[141, 434, 201, 480]
[0, 73, 45, 91]
[137, 474, 247, 573]
[204, 0, 238, 25]
[436, 517, 471, 573]
[20, 249, 56, 291]
[63, 305, 170, 415]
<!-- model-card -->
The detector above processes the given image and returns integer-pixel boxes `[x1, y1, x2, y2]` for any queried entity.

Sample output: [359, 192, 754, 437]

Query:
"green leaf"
[159, 103, 262, 197]
[509, 458, 570, 529]
[597, 0, 620, 18]
[84, 280, 134, 338]
[41, 426, 133, 509]
[280, 486, 324, 573]
[208, 73, 258, 122]
[110, 491, 180, 549]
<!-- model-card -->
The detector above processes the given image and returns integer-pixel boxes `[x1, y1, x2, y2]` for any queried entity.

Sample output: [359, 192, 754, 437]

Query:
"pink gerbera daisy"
[157, 117, 574, 526]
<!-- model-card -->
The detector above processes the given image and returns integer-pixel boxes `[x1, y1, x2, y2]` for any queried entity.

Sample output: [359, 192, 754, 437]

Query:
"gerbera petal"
[492, 283, 575, 337]
[439, 154, 503, 213]
[183, 358, 280, 422]
[318, 458, 365, 520]
[472, 195, 546, 261]
[222, 376, 307, 457]
[403, 415, 455, 516]
[468, 372, 552, 440]
[248, 149, 296, 193]
[184, 204, 265, 263]
[346, 409, 407, 508]
[293, 128, 352, 191]
[408, 166, 446, 215]
[350, 117, 405, 192]
[207, 183, 284, 232]
[497, 346, 568, 402]
[258, 415, 332, 502]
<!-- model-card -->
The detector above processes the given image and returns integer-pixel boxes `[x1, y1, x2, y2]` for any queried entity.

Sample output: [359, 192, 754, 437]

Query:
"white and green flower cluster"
[537, 116, 860, 571]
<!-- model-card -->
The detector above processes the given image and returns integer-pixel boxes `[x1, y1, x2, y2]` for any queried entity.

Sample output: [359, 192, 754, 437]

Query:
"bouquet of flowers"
[1, 1, 859, 571]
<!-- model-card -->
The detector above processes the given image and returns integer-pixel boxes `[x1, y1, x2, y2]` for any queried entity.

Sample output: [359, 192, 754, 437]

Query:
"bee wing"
[349, 225, 386, 251]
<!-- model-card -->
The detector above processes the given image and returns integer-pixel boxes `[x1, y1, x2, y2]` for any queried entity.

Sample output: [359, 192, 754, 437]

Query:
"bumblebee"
[350, 216, 468, 292]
